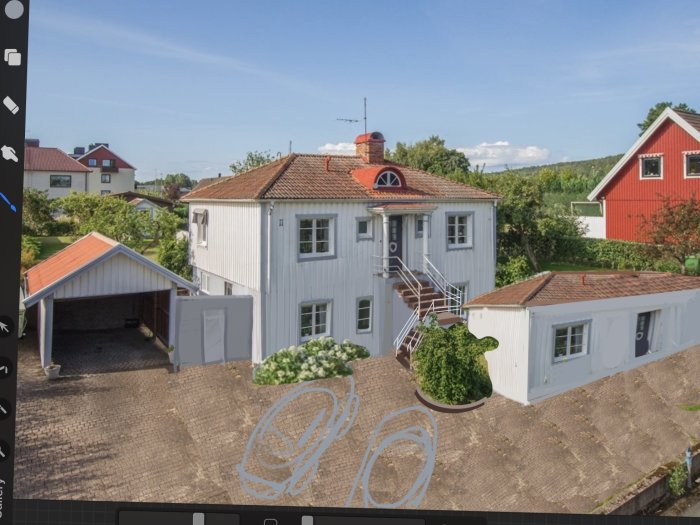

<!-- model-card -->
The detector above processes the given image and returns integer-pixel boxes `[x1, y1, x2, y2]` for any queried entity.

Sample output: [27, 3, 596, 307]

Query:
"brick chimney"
[25, 138, 39, 147]
[355, 131, 385, 164]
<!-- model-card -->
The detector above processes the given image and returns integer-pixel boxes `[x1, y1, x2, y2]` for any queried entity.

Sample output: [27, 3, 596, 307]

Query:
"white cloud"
[317, 142, 356, 155]
[458, 141, 550, 170]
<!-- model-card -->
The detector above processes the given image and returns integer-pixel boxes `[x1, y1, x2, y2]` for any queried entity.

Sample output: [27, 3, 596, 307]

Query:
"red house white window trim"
[638, 153, 663, 180]
[683, 150, 700, 179]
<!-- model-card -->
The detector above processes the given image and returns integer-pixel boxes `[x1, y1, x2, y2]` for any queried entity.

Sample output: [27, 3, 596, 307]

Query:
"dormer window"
[374, 170, 402, 189]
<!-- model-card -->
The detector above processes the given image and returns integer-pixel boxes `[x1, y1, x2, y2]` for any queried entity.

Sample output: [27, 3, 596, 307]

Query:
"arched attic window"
[374, 170, 402, 189]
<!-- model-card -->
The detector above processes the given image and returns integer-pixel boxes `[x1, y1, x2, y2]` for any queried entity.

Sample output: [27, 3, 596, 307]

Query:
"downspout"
[267, 201, 275, 295]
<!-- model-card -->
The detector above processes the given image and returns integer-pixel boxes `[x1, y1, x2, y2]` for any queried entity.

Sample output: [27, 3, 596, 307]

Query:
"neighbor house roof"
[109, 191, 173, 208]
[588, 108, 700, 200]
[464, 271, 700, 308]
[182, 154, 499, 202]
[77, 144, 136, 170]
[24, 232, 196, 306]
[24, 146, 91, 173]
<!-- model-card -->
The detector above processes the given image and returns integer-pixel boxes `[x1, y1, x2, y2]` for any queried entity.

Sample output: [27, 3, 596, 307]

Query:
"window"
[356, 297, 372, 333]
[200, 273, 210, 293]
[101, 159, 113, 168]
[101, 173, 111, 183]
[639, 155, 662, 179]
[192, 209, 208, 245]
[298, 216, 335, 259]
[100, 190, 111, 195]
[446, 213, 473, 249]
[356, 217, 373, 241]
[553, 323, 588, 362]
[300, 302, 330, 341]
[374, 170, 402, 189]
[415, 216, 430, 238]
[685, 152, 700, 178]
[49, 175, 71, 188]
[447, 283, 468, 316]
[224, 282, 233, 295]
[88, 158, 97, 167]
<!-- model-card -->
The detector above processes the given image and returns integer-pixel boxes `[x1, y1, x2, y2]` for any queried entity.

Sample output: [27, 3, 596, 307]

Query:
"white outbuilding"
[465, 271, 700, 405]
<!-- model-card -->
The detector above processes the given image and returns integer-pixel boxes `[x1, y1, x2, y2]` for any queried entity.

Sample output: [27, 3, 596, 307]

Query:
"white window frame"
[415, 216, 431, 238]
[356, 297, 373, 333]
[639, 154, 663, 180]
[200, 272, 210, 293]
[356, 216, 373, 241]
[374, 170, 402, 189]
[299, 301, 331, 342]
[101, 158, 113, 168]
[297, 214, 336, 261]
[49, 174, 72, 188]
[224, 281, 233, 295]
[552, 321, 590, 363]
[683, 151, 700, 179]
[447, 282, 468, 317]
[193, 210, 208, 247]
[446, 212, 473, 250]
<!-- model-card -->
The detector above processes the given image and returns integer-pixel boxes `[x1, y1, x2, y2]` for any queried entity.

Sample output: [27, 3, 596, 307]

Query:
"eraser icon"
[3, 96, 18, 115]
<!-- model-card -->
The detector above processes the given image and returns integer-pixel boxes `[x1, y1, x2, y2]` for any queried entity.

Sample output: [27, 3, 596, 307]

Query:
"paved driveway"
[15, 332, 700, 514]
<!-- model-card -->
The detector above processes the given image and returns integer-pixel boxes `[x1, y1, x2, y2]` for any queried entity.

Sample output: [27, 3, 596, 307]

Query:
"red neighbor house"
[588, 107, 700, 241]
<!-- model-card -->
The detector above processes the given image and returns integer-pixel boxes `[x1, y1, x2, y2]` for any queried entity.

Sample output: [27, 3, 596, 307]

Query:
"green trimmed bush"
[253, 336, 369, 385]
[412, 317, 498, 405]
[668, 463, 688, 497]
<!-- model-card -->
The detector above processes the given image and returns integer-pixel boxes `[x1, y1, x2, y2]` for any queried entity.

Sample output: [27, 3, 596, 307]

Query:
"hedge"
[558, 236, 680, 272]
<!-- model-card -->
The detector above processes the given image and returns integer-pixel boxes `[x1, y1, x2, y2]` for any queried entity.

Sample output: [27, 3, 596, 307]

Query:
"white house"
[465, 271, 700, 405]
[23, 140, 92, 199]
[182, 131, 499, 363]
[73, 143, 137, 195]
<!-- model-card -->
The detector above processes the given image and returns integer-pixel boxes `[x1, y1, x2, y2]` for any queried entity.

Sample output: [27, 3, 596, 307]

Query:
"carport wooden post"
[168, 283, 177, 352]
[39, 294, 54, 368]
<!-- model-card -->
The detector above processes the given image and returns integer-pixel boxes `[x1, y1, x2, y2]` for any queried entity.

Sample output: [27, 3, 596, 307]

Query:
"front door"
[389, 216, 403, 270]
[635, 312, 653, 357]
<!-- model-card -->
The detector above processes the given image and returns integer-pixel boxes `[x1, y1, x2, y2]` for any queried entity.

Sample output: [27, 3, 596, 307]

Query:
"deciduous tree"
[230, 150, 276, 175]
[638, 102, 696, 135]
[386, 135, 471, 177]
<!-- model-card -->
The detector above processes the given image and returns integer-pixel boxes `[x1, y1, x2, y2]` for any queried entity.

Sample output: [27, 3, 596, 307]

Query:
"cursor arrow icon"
[0, 323, 8, 333]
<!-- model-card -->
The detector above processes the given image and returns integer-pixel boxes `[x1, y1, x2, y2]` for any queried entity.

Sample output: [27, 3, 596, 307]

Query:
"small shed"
[465, 271, 700, 405]
[23, 232, 197, 368]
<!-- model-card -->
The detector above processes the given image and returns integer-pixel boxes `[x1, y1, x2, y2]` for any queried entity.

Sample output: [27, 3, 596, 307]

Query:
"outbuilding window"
[553, 322, 589, 362]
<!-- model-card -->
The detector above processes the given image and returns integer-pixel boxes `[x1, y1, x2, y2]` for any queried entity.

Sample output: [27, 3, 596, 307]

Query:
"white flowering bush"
[253, 336, 369, 385]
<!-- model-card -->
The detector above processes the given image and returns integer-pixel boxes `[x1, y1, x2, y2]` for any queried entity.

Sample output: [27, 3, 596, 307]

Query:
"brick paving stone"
[14, 329, 700, 514]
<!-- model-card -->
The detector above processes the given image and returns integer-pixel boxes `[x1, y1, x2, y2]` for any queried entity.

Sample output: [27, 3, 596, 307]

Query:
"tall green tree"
[386, 135, 471, 178]
[638, 195, 700, 274]
[22, 189, 55, 235]
[163, 173, 194, 189]
[230, 150, 276, 175]
[638, 102, 696, 135]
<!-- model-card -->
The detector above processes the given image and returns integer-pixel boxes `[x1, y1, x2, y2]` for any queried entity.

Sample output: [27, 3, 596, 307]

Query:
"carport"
[23, 232, 197, 368]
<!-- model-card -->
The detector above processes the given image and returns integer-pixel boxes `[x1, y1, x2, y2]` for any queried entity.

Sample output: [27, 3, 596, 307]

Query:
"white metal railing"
[372, 255, 423, 304]
[393, 306, 420, 356]
[423, 255, 463, 316]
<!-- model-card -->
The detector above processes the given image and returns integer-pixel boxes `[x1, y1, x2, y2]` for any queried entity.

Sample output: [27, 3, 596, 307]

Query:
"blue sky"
[26, 0, 700, 180]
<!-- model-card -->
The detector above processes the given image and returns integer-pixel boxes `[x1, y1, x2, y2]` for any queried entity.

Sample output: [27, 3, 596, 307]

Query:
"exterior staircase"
[392, 276, 463, 370]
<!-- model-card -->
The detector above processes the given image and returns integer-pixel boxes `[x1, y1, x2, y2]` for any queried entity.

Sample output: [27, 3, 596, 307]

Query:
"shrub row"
[557, 236, 682, 272]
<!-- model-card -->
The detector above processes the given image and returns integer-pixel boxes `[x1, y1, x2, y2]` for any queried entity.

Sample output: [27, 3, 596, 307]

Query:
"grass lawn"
[541, 261, 606, 272]
[37, 236, 77, 260]
[142, 245, 159, 262]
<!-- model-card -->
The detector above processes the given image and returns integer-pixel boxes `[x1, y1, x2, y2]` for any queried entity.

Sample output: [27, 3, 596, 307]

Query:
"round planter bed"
[415, 387, 486, 413]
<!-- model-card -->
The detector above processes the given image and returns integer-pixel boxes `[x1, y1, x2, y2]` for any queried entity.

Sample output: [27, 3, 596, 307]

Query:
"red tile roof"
[465, 271, 700, 308]
[25, 233, 117, 296]
[24, 147, 91, 173]
[182, 154, 498, 202]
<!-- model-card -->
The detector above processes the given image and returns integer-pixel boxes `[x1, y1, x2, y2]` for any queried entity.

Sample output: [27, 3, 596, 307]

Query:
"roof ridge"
[521, 272, 554, 304]
[389, 161, 501, 199]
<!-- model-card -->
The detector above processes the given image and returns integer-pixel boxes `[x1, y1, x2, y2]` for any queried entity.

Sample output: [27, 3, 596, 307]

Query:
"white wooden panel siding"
[525, 288, 700, 403]
[53, 253, 173, 299]
[426, 201, 496, 299]
[468, 307, 530, 405]
[190, 202, 262, 291]
[265, 202, 386, 358]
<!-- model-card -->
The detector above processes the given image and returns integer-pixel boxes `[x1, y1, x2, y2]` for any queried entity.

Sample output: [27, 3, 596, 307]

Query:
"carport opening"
[33, 291, 175, 375]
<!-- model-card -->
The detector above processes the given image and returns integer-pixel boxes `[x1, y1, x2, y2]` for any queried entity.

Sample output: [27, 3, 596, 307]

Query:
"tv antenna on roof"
[336, 97, 367, 134]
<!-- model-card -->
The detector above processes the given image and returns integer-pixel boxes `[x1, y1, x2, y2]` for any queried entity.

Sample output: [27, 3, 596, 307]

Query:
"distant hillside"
[487, 154, 623, 179]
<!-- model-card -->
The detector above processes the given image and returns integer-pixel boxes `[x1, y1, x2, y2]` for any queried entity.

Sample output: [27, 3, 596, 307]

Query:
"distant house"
[72, 143, 137, 196]
[182, 131, 499, 363]
[588, 108, 700, 241]
[23, 139, 91, 199]
[465, 271, 700, 405]
[109, 191, 174, 215]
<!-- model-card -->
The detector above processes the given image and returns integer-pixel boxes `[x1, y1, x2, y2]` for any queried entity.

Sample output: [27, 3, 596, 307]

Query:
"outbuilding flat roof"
[465, 271, 700, 308]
